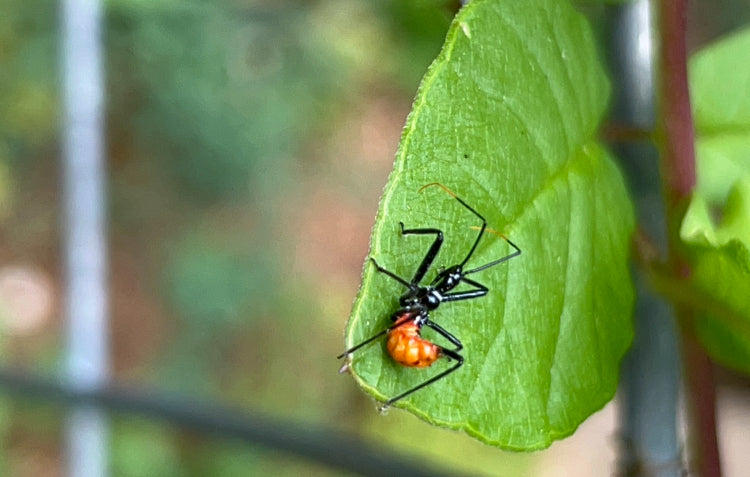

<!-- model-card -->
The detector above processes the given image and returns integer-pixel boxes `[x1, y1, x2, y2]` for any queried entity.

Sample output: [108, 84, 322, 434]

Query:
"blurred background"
[1, 0, 749, 476]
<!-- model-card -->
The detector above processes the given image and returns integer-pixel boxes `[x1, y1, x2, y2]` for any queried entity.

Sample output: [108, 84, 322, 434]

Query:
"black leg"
[426, 320, 463, 350]
[455, 198, 486, 269]
[465, 236, 521, 275]
[440, 276, 489, 303]
[368, 258, 412, 289]
[383, 322, 464, 406]
[384, 356, 463, 406]
[398, 222, 443, 285]
[336, 328, 388, 359]
[418, 183, 488, 269]
[337, 311, 418, 359]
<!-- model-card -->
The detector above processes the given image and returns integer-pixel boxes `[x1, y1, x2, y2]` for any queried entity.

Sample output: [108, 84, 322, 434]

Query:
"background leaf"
[680, 180, 750, 374]
[691, 26, 750, 205]
[683, 26, 750, 374]
[342, 0, 634, 449]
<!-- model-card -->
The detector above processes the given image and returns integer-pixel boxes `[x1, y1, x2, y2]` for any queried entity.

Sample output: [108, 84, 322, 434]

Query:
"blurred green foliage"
[10, 0, 748, 474]
[112, 419, 183, 477]
[0, 0, 480, 475]
[163, 238, 272, 329]
[107, 1, 335, 203]
[0, 0, 58, 156]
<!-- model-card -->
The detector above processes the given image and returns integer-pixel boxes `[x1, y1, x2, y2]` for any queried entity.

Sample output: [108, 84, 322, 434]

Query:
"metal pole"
[60, 0, 109, 475]
[608, 1, 683, 475]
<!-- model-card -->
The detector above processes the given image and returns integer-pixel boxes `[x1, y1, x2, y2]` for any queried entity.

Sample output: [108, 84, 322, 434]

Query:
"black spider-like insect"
[338, 183, 521, 406]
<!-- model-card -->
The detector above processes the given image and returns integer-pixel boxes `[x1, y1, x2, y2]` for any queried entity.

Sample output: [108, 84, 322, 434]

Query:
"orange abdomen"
[386, 323, 441, 368]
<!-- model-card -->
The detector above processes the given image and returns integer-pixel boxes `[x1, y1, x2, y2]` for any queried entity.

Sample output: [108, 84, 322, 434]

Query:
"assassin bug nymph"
[338, 182, 521, 407]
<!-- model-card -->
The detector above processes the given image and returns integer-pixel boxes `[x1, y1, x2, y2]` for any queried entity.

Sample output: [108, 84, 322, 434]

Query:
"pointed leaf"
[342, 0, 634, 449]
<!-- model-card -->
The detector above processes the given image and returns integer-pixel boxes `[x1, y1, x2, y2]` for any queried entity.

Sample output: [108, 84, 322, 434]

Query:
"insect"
[338, 182, 521, 407]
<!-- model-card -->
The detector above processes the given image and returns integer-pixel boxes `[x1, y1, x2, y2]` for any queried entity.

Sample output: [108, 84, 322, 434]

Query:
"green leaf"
[684, 26, 750, 374]
[680, 180, 750, 373]
[341, 0, 634, 450]
[691, 26, 750, 205]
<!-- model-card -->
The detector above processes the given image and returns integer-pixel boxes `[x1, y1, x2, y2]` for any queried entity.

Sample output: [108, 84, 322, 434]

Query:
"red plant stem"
[680, 324, 722, 477]
[656, 1, 721, 476]
[658, 2, 694, 209]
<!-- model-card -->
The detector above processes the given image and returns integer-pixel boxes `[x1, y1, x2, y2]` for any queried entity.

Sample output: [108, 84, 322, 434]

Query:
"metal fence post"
[60, 0, 110, 475]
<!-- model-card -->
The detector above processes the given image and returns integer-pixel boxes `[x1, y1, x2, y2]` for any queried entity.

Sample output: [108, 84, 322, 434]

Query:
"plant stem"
[680, 321, 722, 477]
[656, 2, 721, 476]
[657, 1, 695, 210]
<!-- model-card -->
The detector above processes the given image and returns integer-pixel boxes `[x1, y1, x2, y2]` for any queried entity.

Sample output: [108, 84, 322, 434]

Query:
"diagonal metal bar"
[0, 369, 468, 477]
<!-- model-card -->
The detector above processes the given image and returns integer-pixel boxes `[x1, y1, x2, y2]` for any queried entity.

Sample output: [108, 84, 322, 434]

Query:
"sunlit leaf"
[681, 181, 750, 374]
[341, 0, 634, 449]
